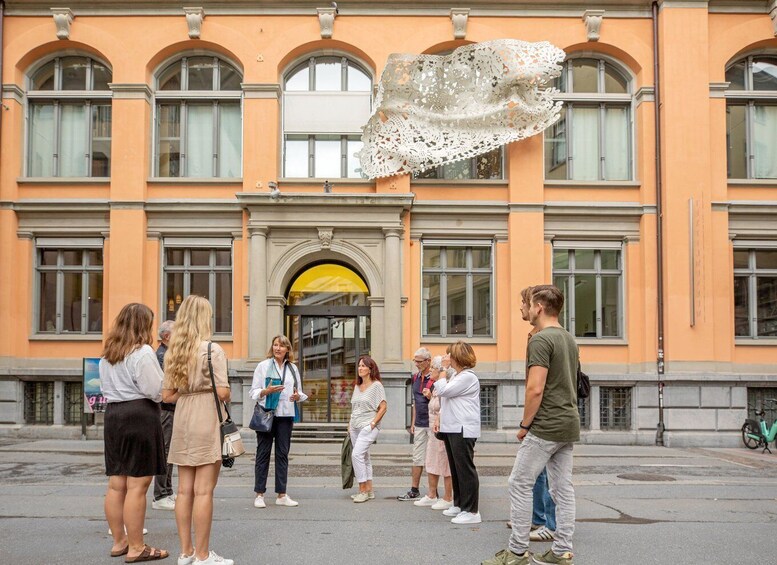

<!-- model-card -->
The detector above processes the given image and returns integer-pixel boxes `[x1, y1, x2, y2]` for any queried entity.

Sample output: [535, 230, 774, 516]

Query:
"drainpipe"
[0, 0, 5, 138]
[652, 1, 666, 446]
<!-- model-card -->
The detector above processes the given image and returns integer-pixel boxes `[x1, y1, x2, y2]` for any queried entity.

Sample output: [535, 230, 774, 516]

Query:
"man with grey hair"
[398, 347, 433, 501]
[152, 320, 176, 511]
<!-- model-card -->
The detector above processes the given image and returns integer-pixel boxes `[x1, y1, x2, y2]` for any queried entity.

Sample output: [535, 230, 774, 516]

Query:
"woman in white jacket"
[249, 335, 308, 508]
[431, 341, 482, 525]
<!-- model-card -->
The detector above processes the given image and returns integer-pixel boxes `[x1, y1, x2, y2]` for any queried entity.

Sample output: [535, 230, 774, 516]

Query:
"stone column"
[248, 227, 268, 361]
[367, 297, 384, 363]
[382, 227, 403, 365]
[266, 296, 287, 343]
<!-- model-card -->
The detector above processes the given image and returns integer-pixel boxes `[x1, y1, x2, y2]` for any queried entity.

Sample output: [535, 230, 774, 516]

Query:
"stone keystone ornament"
[358, 39, 565, 179]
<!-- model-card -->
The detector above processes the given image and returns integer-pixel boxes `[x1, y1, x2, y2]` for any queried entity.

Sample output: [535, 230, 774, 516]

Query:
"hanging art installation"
[358, 39, 565, 179]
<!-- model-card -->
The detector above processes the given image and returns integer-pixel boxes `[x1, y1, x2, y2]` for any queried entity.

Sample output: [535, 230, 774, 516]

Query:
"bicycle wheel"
[742, 423, 759, 449]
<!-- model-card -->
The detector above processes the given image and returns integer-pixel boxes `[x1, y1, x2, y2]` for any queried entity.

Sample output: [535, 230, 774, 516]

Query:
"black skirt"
[104, 398, 166, 477]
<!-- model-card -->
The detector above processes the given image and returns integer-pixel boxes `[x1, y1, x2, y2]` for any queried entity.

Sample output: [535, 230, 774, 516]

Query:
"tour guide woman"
[349, 356, 388, 503]
[431, 340, 482, 525]
[249, 335, 308, 508]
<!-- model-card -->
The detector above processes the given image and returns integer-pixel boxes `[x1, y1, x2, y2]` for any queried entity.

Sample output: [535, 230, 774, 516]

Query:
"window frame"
[25, 55, 113, 178]
[546, 56, 635, 182]
[161, 240, 234, 337]
[733, 247, 777, 339]
[24, 381, 55, 425]
[152, 55, 243, 179]
[413, 148, 505, 181]
[725, 55, 777, 180]
[283, 134, 365, 179]
[599, 386, 633, 431]
[284, 56, 372, 93]
[421, 241, 494, 339]
[552, 243, 624, 339]
[34, 241, 104, 335]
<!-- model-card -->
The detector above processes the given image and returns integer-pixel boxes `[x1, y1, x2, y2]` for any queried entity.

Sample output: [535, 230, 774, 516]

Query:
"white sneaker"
[351, 491, 375, 500]
[108, 526, 148, 535]
[431, 498, 453, 510]
[442, 505, 462, 517]
[414, 495, 438, 507]
[193, 550, 233, 565]
[275, 495, 299, 507]
[451, 511, 482, 524]
[178, 550, 196, 565]
[152, 495, 176, 511]
[352, 492, 370, 503]
[253, 495, 266, 508]
[529, 526, 556, 542]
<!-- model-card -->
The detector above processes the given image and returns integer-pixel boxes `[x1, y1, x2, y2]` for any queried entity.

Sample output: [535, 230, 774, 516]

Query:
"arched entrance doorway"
[285, 263, 371, 423]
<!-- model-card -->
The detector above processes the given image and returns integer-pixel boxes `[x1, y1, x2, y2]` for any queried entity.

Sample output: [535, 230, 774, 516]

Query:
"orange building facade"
[1, 0, 776, 446]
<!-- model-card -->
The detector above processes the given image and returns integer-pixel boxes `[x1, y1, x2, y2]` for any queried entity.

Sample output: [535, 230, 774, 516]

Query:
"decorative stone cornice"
[183, 7, 205, 39]
[2, 84, 25, 105]
[51, 7, 74, 40]
[582, 10, 604, 42]
[241, 83, 282, 99]
[770, 0, 777, 36]
[635, 86, 655, 106]
[382, 226, 404, 238]
[109, 83, 153, 102]
[317, 6, 337, 39]
[450, 8, 470, 40]
[709, 81, 730, 98]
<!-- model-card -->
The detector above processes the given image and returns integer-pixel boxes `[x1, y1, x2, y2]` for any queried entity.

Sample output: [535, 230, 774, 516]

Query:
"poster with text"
[83, 357, 105, 413]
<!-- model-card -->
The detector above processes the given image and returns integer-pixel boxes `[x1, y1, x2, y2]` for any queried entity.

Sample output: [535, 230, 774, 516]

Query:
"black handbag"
[207, 342, 245, 468]
[577, 363, 591, 400]
[249, 403, 274, 433]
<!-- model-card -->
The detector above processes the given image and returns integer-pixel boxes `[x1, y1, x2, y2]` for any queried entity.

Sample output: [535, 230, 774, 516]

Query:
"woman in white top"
[249, 335, 308, 508]
[349, 356, 387, 503]
[431, 340, 482, 525]
[100, 303, 169, 562]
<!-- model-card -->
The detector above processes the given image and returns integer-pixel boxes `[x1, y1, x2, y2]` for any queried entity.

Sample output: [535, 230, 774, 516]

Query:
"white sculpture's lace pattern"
[358, 39, 565, 179]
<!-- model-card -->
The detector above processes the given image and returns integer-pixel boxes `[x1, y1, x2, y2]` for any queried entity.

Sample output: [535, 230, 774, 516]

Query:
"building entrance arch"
[285, 263, 371, 423]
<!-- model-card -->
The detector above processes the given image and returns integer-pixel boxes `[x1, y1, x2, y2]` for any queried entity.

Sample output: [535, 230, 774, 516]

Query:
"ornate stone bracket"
[450, 8, 469, 40]
[317, 227, 334, 249]
[770, 0, 777, 37]
[583, 10, 605, 42]
[183, 7, 205, 39]
[51, 8, 74, 40]
[317, 7, 337, 39]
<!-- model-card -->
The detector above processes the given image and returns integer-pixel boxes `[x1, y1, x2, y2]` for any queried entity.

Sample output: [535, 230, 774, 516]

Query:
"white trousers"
[350, 425, 380, 484]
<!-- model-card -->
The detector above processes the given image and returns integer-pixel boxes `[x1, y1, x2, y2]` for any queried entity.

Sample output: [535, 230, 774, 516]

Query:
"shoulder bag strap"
[208, 342, 227, 424]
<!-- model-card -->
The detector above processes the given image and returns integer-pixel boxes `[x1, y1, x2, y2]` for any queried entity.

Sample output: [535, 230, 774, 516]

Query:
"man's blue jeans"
[532, 467, 557, 531]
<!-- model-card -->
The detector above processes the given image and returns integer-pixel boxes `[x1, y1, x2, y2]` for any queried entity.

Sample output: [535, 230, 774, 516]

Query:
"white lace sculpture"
[358, 39, 565, 179]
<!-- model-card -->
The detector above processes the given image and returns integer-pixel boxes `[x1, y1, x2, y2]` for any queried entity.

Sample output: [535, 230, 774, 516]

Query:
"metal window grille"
[747, 387, 777, 423]
[600, 387, 632, 430]
[24, 382, 54, 425]
[65, 382, 92, 425]
[578, 396, 590, 429]
[480, 385, 497, 429]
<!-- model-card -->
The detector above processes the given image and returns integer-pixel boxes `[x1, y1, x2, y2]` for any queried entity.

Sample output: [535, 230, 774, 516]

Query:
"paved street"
[1, 439, 776, 564]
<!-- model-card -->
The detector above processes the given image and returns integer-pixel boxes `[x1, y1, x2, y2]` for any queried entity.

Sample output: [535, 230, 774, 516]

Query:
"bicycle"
[742, 399, 777, 454]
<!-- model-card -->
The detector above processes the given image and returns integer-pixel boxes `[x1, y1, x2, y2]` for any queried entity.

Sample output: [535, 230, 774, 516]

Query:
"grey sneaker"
[397, 490, 420, 501]
[531, 550, 573, 565]
[529, 526, 555, 542]
[351, 491, 375, 500]
[482, 549, 531, 565]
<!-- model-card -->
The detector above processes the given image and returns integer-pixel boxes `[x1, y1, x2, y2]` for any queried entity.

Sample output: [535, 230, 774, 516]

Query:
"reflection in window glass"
[575, 249, 595, 270]
[572, 59, 598, 93]
[348, 65, 371, 91]
[753, 105, 777, 179]
[187, 57, 215, 90]
[29, 104, 55, 177]
[61, 57, 88, 90]
[158, 62, 182, 90]
[422, 274, 441, 335]
[726, 104, 747, 179]
[545, 107, 568, 180]
[219, 61, 242, 90]
[756, 251, 777, 269]
[752, 58, 777, 91]
[734, 276, 750, 337]
[347, 139, 365, 178]
[725, 60, 747, 91]
[285, 66, 309, 91]
[315, 60, 341, 91]
[32, 61, 56, 90]
[604, 66, 628, 94]
[574, 274, 597, 337]
[447, 274, 467, 336]
[553, 250, 569, 270]
[756, 277, 777, 337]
[285, 137, 309, 177]
[601, 276, 620, 337]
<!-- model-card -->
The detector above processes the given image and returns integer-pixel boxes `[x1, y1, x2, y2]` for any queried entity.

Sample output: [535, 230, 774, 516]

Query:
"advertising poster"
[83, 357, 105, 413]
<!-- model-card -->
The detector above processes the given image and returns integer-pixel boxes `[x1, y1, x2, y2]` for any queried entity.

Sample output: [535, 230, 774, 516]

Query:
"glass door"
[293, 315, 370, 422]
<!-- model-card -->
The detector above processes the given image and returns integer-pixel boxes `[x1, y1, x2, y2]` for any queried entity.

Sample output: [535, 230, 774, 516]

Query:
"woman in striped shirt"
[348, 356, 387, 503]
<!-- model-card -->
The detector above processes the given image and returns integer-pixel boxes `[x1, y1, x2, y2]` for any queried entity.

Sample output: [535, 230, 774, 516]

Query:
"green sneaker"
[531, 549, 574, 565]
[482, 549, 531, 565]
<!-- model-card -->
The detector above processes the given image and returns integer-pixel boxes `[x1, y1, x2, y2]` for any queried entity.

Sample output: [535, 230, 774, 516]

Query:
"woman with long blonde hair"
[100, 303, 169, 562]
[162, 295, 232, 565]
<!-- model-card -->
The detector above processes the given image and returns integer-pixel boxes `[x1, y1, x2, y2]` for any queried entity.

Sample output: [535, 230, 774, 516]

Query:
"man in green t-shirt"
[482, 285, 579, 565]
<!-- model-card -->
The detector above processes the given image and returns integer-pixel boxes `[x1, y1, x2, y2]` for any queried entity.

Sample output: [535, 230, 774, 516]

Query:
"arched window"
[545, 57, 633, 182]
[154, 55, 242, 178]
[27, 56, 112, 177]
[282, 55, 372, 179]
[725, 55, 777, 179]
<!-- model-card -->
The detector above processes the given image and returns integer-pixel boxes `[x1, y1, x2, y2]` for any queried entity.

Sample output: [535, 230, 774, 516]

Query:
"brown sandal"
[125, 545, 169, 563]
[110, 545, 129, 557]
